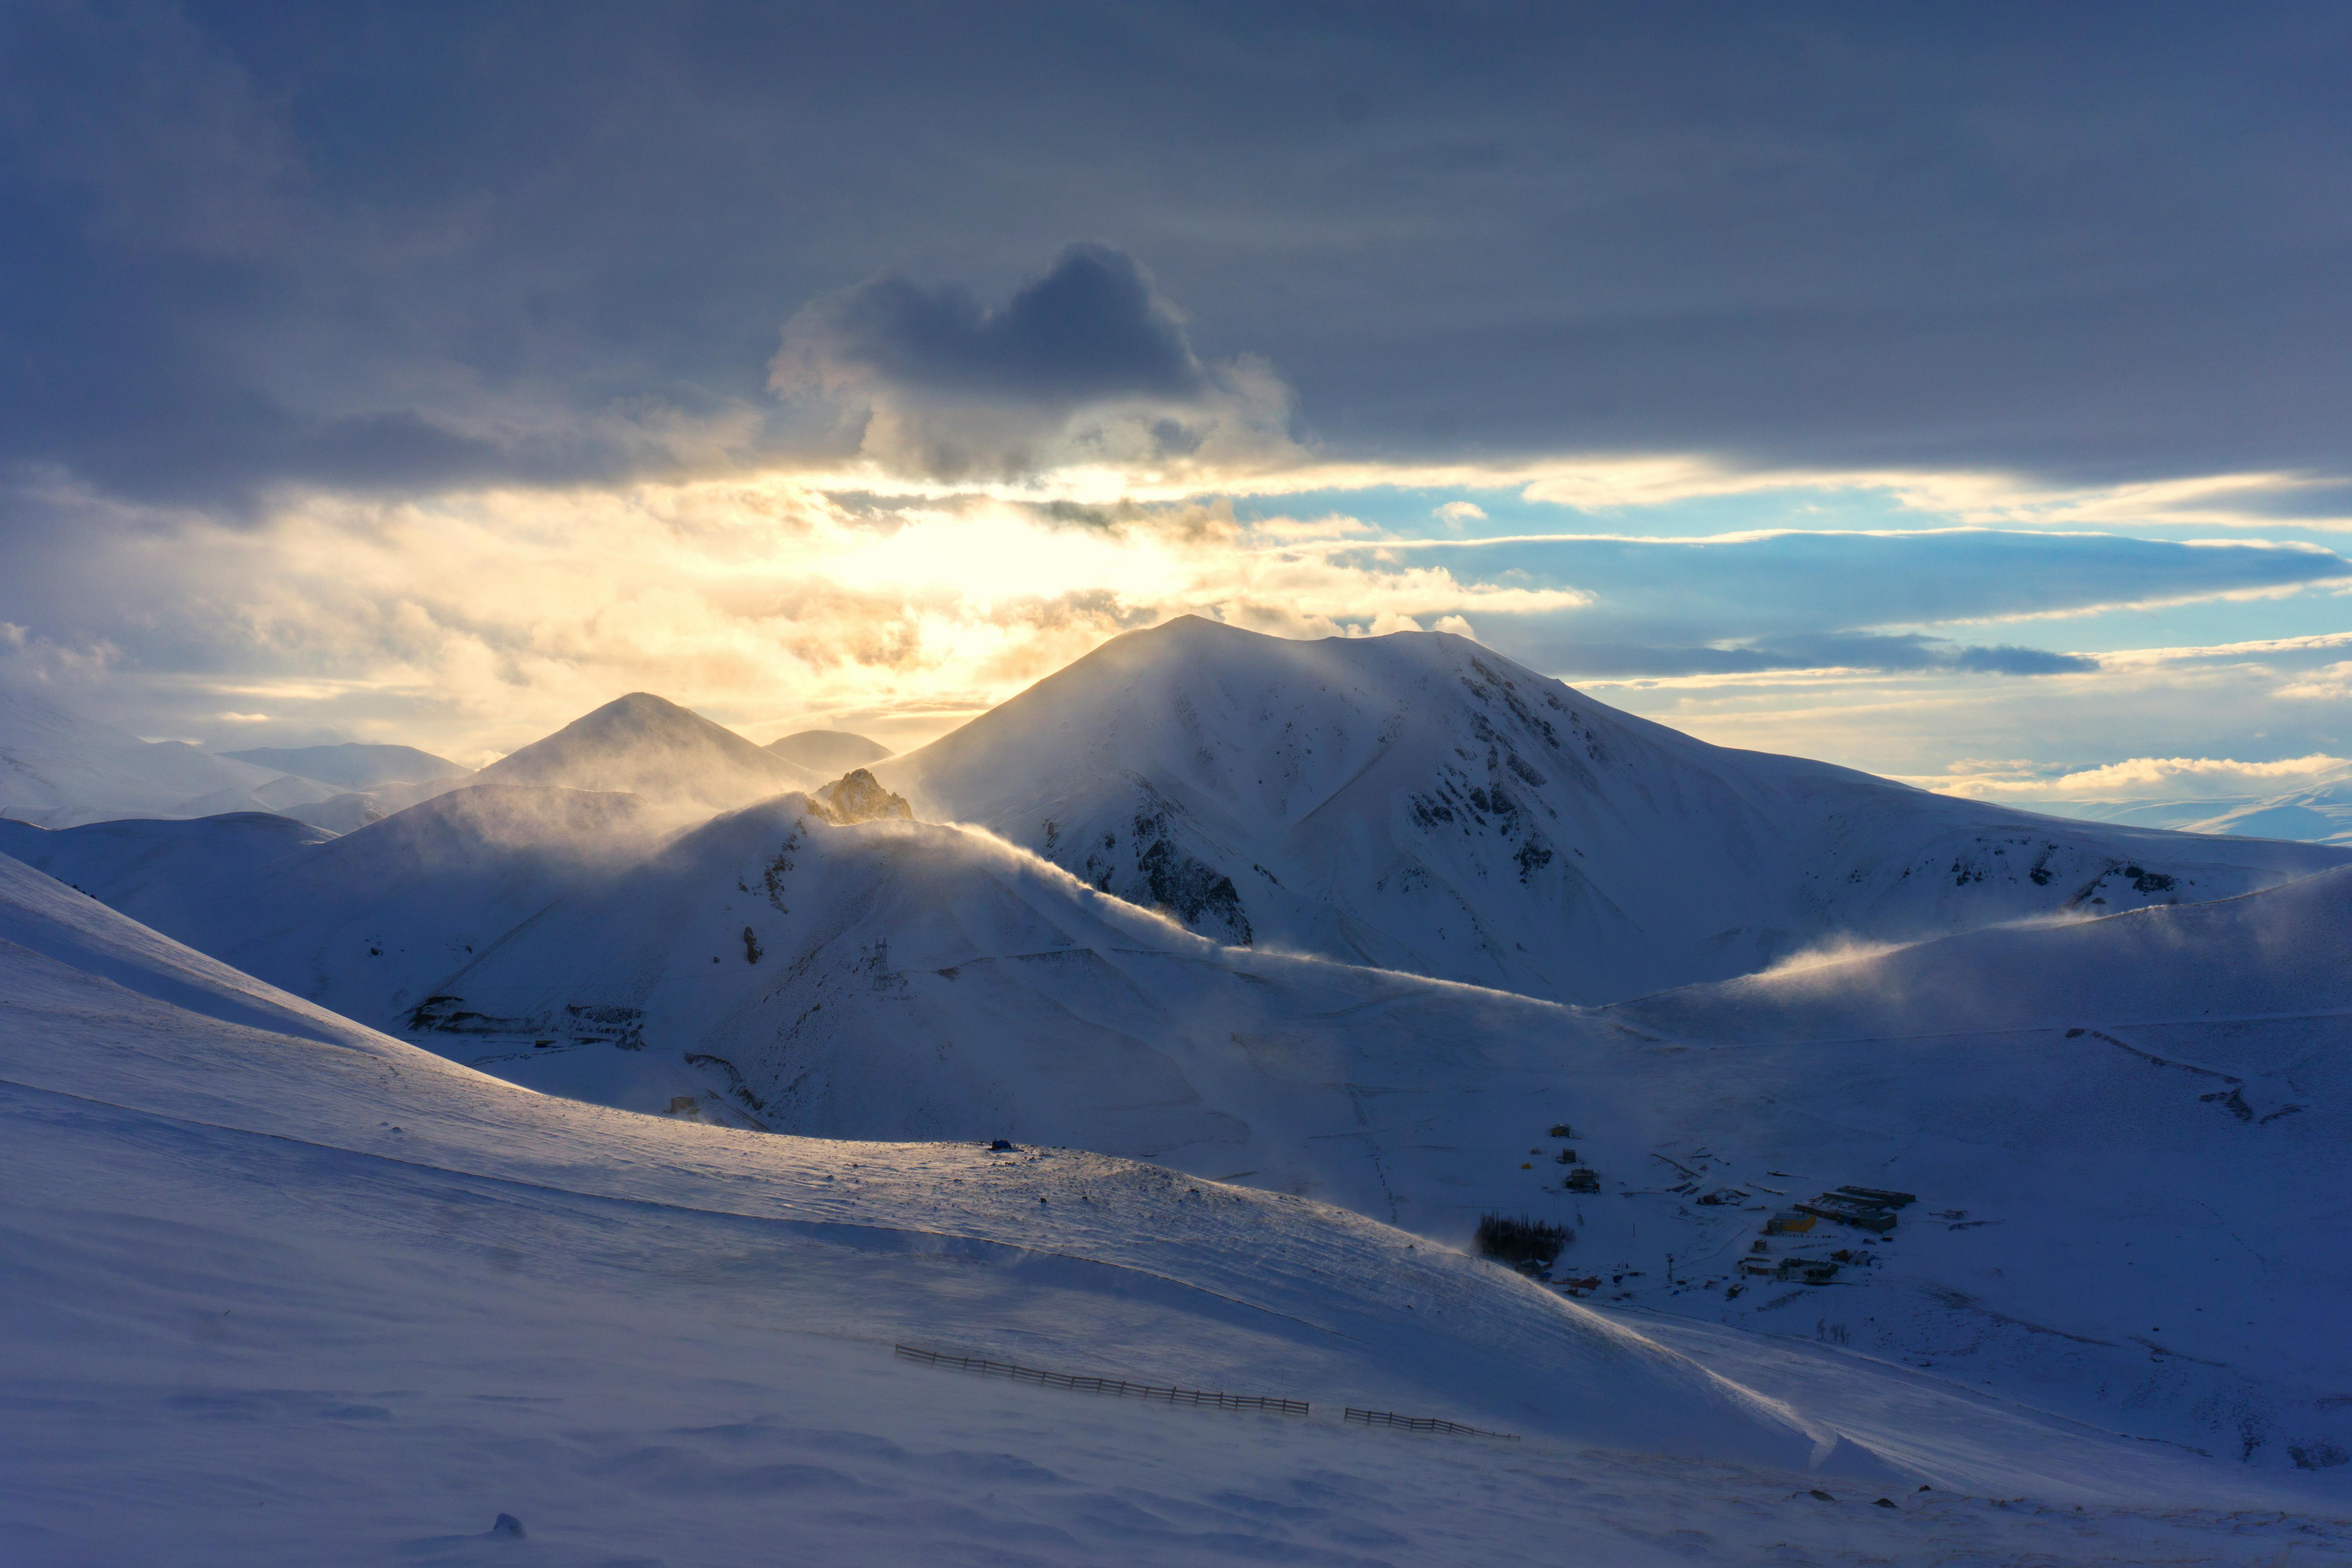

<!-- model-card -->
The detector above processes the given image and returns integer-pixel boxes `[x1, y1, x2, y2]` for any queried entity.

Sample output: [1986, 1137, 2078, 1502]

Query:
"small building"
[1797, 1199, 1896, 1234]
[1835, 1185, 1916, 1208]
[1766, 1208, 1815, 1234]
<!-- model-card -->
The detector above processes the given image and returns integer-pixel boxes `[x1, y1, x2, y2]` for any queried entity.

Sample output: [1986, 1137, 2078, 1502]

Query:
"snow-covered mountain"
[472, 691, 826, 816]
[878, 618, 2349, 1004]
[4, 625, 2347, 1474]
[0, 686, 345, 828]
[2022, 768, 2352, 846]
[767, 727, 892, 771]
[2182, 779, 2352, 844]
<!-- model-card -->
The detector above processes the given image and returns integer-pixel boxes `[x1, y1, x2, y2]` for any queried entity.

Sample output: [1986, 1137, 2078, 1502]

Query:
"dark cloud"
[1948, 643, 2099, 677]
[779, 245, 1205, 408]
[0, 1, 2348, 505]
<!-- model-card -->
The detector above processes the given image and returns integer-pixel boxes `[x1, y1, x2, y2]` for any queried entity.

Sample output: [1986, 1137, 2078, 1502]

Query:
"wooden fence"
[894, 1344, 1310, 1416]
[1344, 1407, 1519, 1440]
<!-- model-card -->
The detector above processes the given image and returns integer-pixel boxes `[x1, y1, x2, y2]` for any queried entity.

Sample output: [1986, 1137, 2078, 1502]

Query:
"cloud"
[5, 6, 2347, 514]
[1922, 753, 2352, 802]
[779, 244, 1205, 407]
[2276, 661, 2352, 702]
[1947, 644, 2098, 676]
[0, 477, 1585, 759]
[1503, 633, 2098, 681]
[1603, 624, 2352, 805]
[1434, 500, 1485, 530]
[773, 245, 1299, 482]
[1296, 528, 2348, 682]
[0, 0, 300, 259]
[2041, 755, 2352, 796]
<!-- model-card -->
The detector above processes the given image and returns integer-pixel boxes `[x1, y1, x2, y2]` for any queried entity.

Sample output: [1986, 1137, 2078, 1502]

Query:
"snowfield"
[4, 853, 2347, 1565]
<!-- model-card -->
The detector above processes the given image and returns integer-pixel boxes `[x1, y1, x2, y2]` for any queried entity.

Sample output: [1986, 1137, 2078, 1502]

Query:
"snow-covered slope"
[1582, 875, 2352, 1471]
[1619, 865, 2352, 1041]
[0, 786, 661, 1030]
[341, 789, 2350, 1472]
[474, 692, 825, 817]
[879, 618, 2348, 1004]
[0, 686, 341, 828]
[0, 809, 335, 938]
[5, 851, 2342, 1566]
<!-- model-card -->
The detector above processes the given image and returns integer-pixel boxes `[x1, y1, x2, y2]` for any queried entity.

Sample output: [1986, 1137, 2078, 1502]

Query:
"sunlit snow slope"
[880, 618, 2348, 1003]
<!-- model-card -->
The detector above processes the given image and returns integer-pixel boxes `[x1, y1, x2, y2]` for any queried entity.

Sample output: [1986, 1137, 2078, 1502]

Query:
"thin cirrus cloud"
[1303, 529, 2352, 681]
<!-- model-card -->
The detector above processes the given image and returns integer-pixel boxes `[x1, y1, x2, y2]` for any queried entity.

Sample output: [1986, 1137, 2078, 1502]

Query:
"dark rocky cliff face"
[1073, 788, 1252, 946]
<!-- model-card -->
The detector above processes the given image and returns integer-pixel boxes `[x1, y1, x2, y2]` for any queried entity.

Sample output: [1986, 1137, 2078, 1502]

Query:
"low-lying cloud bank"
[1931, 753, 2352, 803]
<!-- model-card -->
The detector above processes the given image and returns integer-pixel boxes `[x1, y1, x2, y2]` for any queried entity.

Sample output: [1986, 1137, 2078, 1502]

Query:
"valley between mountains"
[5, 619, 2350, 1563]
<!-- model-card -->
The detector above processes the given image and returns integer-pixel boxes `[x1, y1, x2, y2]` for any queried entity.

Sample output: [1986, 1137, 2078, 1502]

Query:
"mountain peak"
[812, 768, 913, 826]
[477, 694, 824, 813]
[880, 625, 2348, 1003]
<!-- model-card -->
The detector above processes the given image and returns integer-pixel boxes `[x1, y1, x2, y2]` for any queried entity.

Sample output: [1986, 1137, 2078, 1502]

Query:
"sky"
[2, 0, 2349, 804]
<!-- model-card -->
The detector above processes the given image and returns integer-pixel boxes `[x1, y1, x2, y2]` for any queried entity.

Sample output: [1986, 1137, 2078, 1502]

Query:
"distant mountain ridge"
[220, 742, 466, 789]
[767, 729, 891, 772]
[0, 686, 343, 828]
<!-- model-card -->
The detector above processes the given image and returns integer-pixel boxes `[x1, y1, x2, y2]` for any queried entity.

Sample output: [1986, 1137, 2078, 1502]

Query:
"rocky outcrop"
[813, 769, 914, 826]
